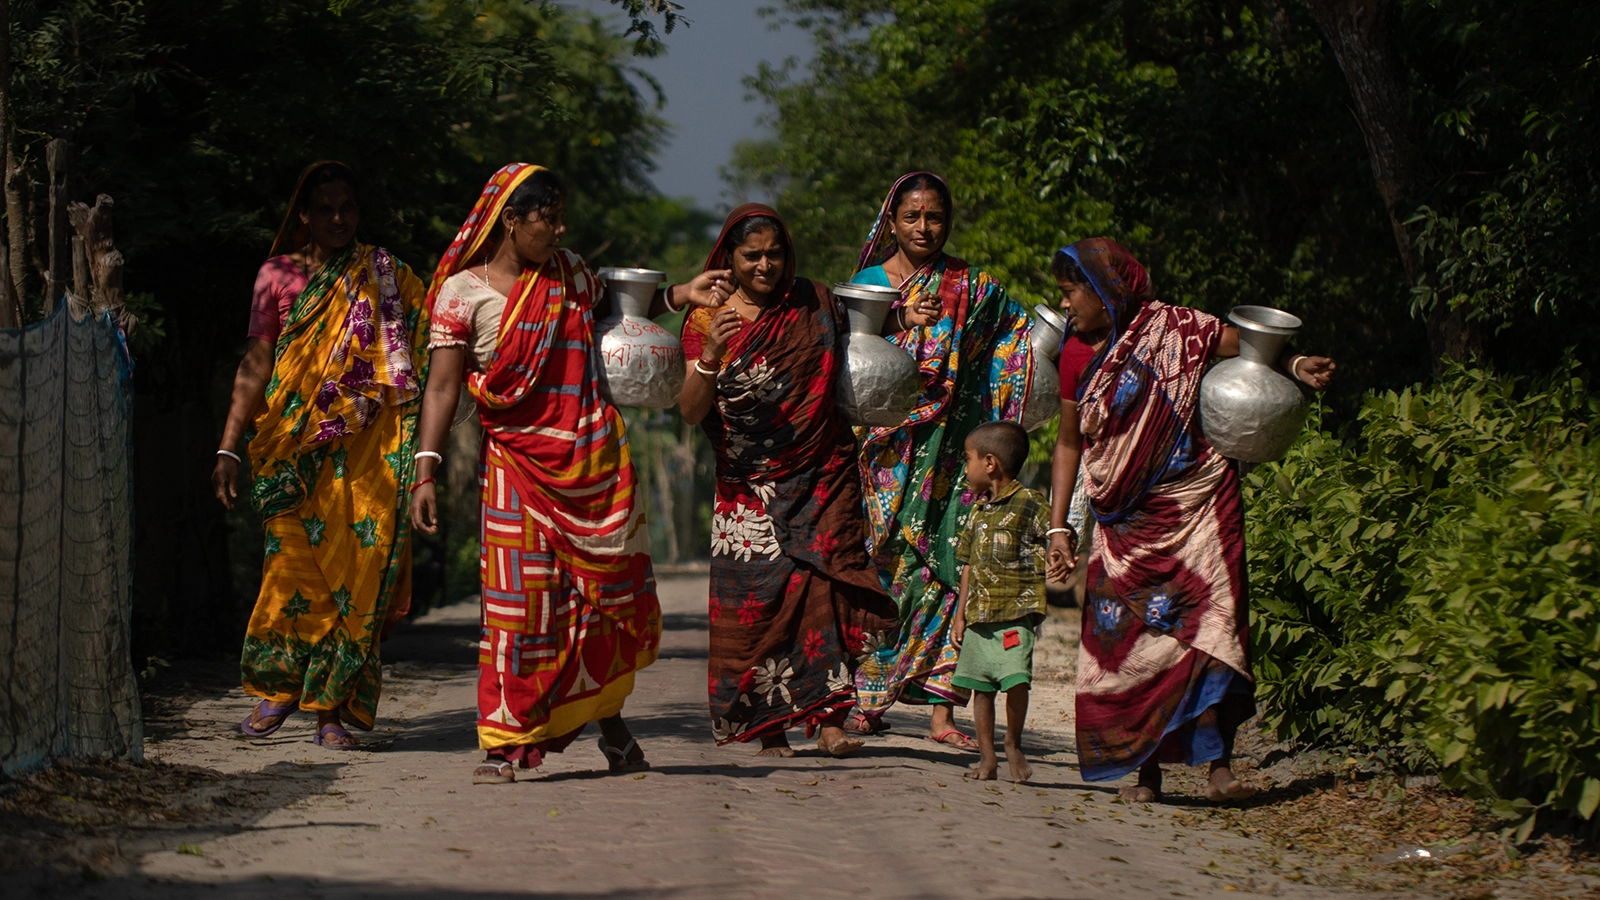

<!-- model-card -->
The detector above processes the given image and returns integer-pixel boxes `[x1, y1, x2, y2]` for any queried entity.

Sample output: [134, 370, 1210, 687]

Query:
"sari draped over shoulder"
[428, 163, 660, 759]
[682, 203, 894, 745]
[1065, 238, 1254, 782]
[242, 234, 430, 730]
[849, 172, 1034, 717]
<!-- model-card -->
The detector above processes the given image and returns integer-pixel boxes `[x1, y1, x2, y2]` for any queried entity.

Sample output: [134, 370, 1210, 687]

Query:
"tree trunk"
[0, 0, 18, 328]
[1301, 0, 1481, 363]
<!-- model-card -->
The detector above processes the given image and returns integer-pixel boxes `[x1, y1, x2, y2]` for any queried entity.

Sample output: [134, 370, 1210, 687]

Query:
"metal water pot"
[832, 282, 921, 427]
[1021, 304, 1068, 431]
[1198, 305, 1310, 462]
[595, 268, 685, 409]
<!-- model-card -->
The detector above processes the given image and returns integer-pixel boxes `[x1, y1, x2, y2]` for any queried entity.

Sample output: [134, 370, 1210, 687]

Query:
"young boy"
[952, 420, 1058, 783]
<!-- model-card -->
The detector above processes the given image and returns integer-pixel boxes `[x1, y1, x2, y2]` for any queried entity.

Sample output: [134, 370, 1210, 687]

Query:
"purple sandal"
[240, 699, 298, 738]
[312, 722, 361, 751]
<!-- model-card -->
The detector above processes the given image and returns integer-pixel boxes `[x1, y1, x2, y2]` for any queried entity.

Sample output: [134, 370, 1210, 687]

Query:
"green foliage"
[1247, 362, 1600, 827]
[736, 0, 1428, 400]
[1404, 0, 1600, 340]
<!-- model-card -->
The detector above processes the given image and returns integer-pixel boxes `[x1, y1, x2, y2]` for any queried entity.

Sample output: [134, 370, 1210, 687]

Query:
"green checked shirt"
[955, 480, 1051, 624]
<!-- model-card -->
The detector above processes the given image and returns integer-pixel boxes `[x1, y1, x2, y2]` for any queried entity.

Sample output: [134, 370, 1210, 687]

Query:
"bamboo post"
[67, 235, 90, 320]
[46, 139, 69, 309]
[0, 242, 13, 328]
[68, 194, 127, 326]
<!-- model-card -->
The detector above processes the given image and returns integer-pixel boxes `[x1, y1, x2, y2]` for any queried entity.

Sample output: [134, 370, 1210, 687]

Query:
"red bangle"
[410, 477, 436, 493]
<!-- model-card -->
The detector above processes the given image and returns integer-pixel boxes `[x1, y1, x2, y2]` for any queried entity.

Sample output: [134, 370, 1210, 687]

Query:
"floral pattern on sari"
[241, 241, 429, 729]
[851, 186, 1034, 716]
[684, 203, 895, 745]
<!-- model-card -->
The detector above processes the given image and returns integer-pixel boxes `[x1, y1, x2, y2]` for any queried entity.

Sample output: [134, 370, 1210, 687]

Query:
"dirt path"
[72, 576, 1365, 899]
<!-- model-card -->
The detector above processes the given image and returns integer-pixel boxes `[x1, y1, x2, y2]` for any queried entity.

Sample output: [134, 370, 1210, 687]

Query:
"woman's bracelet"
[663, 284, 684, 313]
[1287, 355, 1308, 383]
[896, 306, 908, 330]
[216, 449, 241, 463]
[414, 451, 443, 464]
[694, 359, 718, 378]
[410, 477, 436, 493]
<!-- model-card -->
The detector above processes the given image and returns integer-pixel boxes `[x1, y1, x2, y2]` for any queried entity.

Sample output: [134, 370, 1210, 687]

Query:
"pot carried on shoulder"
[595, 268, 685, 409]
[1199, 305, 1310, 463]
[832, 282, 921, 427]
[1021, 304, 1068, 431]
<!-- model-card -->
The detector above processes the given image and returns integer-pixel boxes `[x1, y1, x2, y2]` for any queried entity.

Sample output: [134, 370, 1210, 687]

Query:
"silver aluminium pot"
[595, 267, 685, 409]
[1021, 304, 1068, 431]
[1198, 305, 1310, 463]
[832, 282, 921, 427]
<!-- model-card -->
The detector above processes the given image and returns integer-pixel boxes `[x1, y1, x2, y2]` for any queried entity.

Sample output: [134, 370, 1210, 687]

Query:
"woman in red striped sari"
[409, 164, 720, 783]
[1046, 238, 1334, 802]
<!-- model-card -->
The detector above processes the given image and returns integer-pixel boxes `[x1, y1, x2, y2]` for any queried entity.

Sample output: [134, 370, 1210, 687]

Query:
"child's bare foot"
[757, 733, 795, 758]
[965, 758, 999, 781]
[1005, 746, 1033, 783]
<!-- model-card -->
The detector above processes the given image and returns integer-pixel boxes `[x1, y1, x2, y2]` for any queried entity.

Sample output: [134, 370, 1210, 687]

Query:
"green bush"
[1246, 362, 1600, 828]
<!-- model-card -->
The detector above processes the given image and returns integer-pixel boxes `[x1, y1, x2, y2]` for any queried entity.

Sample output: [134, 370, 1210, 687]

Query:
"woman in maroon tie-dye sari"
[1045, 238, 1334, 803]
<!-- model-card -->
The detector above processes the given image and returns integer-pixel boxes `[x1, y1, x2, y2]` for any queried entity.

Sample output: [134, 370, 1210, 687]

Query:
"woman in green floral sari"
[849, 172, 1035, 747]
[211, 162, 430, 750]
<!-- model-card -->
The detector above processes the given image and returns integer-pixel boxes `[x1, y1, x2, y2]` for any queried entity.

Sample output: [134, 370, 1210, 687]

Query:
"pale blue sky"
[571, 1, 815, 210]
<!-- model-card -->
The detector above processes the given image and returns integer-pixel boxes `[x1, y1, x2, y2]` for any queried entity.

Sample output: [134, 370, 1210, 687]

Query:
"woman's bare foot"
[1004, 745, 1033, 784]
[965, 760, 998, 781]
[1118, 762, 1162, 803]
[757, 733, 795, 758]
[1205, 764, 1256, 803]
[816, 725, 863, 757]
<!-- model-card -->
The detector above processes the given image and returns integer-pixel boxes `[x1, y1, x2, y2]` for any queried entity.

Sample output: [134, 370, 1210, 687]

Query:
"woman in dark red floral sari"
[679, 204, 898, 758]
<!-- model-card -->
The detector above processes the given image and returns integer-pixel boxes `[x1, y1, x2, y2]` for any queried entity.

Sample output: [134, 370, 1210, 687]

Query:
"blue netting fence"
[0, 303, 141, 775]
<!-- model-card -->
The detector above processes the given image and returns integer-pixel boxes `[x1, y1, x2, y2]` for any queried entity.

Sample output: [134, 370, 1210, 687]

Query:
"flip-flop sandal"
[925, 728, 980, 752]
[473, 760, 515, 784]
[597, 737, 650, 774]
[240, 699, 299, 738]
[311, 722, 361, 751]
[843, 713, 891, 736]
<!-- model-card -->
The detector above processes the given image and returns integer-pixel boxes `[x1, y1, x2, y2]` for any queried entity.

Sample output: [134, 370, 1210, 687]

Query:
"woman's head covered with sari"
[705, 202, 797, 300]
[269, 161, 360, 259]
[1054, 237, 1156, 346]
[424, 162, 559, 312]
[855, 171, 954, 273]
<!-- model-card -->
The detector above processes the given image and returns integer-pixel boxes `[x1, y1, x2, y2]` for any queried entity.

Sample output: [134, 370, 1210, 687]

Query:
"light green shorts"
[951, 617, 1038, 693]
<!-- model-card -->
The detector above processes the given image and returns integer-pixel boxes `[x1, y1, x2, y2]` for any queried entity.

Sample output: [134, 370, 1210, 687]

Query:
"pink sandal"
[925, 728, 979, 752]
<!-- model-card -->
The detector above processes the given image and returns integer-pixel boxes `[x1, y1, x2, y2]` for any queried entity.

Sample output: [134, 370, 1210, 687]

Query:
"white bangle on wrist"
[414, 451, 443, 464]
[664, 284, 684, 313]
[1287, 355, 1308, 383]
[694, 360, 718, 377]
[216, 449, 241, 463]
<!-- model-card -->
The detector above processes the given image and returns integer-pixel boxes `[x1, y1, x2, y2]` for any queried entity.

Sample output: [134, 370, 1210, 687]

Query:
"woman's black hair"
[1051, 249, 1089, 284]
[505, 169, 566, 223]
[889, 173, 953, 218]
[295, 163, 358, 212]
[721, 215, 786, 253]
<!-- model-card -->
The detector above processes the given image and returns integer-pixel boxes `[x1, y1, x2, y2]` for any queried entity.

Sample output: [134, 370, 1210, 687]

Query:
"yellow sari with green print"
[241, 242, 429, 730]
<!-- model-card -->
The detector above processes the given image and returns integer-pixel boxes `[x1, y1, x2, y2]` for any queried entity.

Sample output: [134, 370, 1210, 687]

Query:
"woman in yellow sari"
[212, 162, 430, 749]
